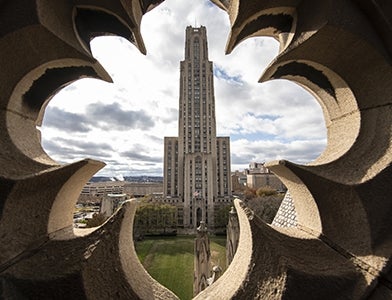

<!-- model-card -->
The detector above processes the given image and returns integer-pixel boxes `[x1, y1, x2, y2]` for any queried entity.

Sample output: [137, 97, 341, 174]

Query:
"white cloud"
[40, 0, 326, 176]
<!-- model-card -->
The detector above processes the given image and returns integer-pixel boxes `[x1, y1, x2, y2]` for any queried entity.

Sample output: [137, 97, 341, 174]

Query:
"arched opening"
[35, 0, 327, 298]
[1, 0, 390, 299]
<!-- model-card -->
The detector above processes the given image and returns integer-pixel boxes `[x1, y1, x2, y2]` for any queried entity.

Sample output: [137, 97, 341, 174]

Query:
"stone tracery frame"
[1, 0, 391, 299]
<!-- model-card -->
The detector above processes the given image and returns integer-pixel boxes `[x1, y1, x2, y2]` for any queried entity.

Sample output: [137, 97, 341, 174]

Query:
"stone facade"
[272, 191, 297, 228]
[231, 172, 246, 192]
[245, 162, 286, 191]
[81, 181, 163, 198]
[81, 181, 125, 196]
[163, 26, 232, 229]
[100, 193, 128, 218]
[0, 0, 391, 299]
[246, 173, 285, 191]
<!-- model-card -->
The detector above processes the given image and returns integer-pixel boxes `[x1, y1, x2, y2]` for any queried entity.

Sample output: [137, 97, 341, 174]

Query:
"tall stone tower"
[163, 26, 231, 230]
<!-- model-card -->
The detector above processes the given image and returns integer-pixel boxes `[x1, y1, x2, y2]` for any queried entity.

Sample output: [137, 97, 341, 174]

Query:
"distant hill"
[89, 176, 163, 183]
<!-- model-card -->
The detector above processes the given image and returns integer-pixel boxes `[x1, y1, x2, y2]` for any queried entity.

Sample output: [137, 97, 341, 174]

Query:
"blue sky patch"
[246, 112, 280, 121]
[214, 65, 243, 84]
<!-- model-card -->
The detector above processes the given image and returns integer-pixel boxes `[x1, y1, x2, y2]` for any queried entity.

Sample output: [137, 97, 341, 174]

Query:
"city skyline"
[40, 0, 327, 177]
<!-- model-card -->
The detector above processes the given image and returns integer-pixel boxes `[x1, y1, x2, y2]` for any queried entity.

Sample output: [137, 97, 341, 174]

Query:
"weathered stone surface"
[1, 0, 391, 299]
[0, 1, 178, 299]
[2, 200, 178, 299]
[226, 206, 240, 265]
[197, 199, 386, 299]
[194, 222, 211, 296]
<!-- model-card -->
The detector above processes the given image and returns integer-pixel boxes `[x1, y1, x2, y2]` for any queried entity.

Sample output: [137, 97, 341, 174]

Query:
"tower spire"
[163, 26, 232, 231]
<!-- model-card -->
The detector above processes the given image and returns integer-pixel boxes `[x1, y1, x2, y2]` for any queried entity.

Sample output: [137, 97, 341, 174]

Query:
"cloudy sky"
[40, 0, 327, 177]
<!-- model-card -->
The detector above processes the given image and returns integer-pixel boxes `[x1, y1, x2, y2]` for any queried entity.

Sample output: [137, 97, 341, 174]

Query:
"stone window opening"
[1, 1, 390, 300]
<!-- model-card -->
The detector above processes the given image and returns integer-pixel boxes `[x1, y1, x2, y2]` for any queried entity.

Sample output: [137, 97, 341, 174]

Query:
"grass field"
[135, 235, 227, 300]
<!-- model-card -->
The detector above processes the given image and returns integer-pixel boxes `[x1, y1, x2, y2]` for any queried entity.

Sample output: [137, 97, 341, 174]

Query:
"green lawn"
[135, 235, 226, 300]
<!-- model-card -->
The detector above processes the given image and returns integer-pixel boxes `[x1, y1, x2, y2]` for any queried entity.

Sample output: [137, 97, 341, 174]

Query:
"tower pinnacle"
[163, 26, 232, 230]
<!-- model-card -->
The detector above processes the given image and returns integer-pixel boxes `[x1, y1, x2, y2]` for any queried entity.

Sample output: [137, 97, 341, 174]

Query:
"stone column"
[194, 221, 211, 296]
[226, 206, 239, 266]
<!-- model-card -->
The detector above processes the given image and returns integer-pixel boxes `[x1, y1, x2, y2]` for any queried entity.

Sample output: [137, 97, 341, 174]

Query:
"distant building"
[246, 162, 286, 191]
[80, 181, 125, 197]
[123, 182, 163, 198]
[231, 171, 247, 192]
[272, 191, 297, 228]
[248, 162, 268, 173]
[78, 181, 163, 203]
[163, 26, 232, 230]
[79, 181, 163, 197]
[100, 193, 128, 218]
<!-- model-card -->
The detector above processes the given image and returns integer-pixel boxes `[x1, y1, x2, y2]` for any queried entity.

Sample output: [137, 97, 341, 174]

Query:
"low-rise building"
[231, 172, 247, 192]
[245, 162, 286, 191]
[100, 193, 128, 218]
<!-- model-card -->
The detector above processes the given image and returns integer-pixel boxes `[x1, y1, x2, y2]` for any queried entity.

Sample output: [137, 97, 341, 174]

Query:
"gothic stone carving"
[1, 0, 391, 299]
